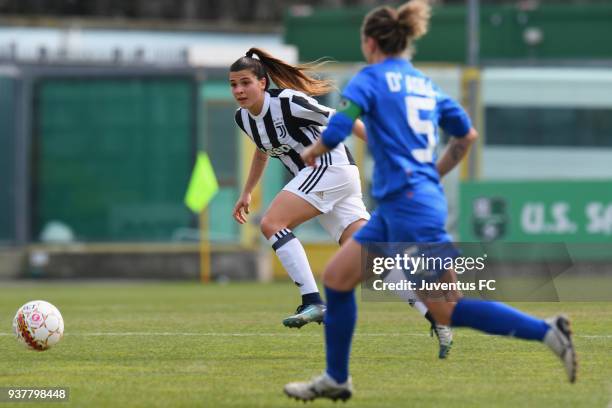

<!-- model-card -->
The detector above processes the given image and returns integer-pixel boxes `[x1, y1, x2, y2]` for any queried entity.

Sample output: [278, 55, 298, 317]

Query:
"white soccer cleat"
[284, 372, 353, 402]
[431, 323, 453, 359]
[544, 315, 577, 383]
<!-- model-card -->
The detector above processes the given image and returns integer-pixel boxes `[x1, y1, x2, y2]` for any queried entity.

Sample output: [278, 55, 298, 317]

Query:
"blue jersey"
[342, 57, 471, 200]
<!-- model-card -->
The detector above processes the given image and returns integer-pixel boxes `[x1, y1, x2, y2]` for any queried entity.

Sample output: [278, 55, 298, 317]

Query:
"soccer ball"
[12, 300, 64, 351]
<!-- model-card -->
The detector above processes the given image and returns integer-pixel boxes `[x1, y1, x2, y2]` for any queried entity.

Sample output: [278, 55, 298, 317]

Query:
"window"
[486, 107, 612, 147]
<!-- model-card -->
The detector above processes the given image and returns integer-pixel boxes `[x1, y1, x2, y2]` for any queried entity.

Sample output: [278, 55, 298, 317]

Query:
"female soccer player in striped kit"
[284, 0, 577, 401]
[229, 48, 453, 356]
[230, 48, 369, 329]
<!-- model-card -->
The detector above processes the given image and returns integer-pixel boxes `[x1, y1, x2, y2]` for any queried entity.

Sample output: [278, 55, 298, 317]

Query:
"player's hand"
[232, 192, 251, 224]
[301, 139, 330, 167]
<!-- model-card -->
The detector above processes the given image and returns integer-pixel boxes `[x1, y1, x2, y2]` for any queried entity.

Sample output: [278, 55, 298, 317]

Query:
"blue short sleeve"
[435, 89, 472, 137]
[342, 68, 375, 114]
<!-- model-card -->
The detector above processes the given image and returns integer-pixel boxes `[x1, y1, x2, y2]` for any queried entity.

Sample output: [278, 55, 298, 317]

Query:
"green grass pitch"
[0, 281, 610, 407]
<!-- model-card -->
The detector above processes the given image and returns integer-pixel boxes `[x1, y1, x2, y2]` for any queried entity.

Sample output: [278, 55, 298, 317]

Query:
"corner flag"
[184, 152, 219, 213]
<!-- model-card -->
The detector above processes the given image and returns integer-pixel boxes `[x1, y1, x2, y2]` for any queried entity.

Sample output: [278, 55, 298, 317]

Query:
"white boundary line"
[0, 332, 426, 337]
[0, 332, 611, 338]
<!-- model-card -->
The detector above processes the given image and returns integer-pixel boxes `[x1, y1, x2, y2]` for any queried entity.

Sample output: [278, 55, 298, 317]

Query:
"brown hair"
[229, 47, 334, 96]
[361, 0, 431, 56]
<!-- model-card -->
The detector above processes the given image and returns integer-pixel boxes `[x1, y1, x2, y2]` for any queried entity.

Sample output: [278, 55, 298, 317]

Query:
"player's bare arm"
[436, 127, 478, 178]
[352, 119, 367, 142]
[233, 149, 268, 224]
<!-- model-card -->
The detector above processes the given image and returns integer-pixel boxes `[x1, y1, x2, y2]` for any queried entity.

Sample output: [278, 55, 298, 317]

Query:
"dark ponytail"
[230, 47, 334, 96]
[362, 0, 431, 56]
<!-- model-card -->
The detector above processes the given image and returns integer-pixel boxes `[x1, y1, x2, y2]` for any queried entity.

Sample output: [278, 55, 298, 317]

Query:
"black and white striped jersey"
[234, 89, 355, 177]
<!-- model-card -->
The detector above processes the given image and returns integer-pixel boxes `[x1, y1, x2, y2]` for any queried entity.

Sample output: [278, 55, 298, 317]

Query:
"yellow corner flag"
[184, 152, 219, 213]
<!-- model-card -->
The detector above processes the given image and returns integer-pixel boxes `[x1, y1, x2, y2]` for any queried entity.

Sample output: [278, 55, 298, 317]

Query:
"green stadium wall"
[284, 4, 612, 63]
[0, 77, 16, 243]
[32, 76, 197, 242]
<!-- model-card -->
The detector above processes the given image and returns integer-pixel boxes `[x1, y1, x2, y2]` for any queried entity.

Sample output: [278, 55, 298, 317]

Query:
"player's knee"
[322, 264, 359, 291]
[322, 267, 341, 289]
[259, 216, 284, 240]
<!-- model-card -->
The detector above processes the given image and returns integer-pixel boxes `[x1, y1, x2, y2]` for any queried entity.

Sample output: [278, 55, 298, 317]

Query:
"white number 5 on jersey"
[406, 95, 436, 163]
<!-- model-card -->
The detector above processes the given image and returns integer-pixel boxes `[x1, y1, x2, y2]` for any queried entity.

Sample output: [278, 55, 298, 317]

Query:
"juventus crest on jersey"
[234, 89, 355, 177]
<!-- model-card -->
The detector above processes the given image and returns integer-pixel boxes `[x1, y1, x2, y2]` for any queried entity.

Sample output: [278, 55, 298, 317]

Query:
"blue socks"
[322, 292, 550, 384]
[451, 298, 549, 341]
[324, 286, 356, 384]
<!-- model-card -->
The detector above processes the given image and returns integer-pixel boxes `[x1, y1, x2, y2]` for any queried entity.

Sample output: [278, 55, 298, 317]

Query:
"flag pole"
[199, 209, 210, 283]
[184, 152, 218, 284]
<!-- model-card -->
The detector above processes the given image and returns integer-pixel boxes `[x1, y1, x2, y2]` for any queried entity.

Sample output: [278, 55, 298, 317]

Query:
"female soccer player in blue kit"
[284, 0, 577, 401]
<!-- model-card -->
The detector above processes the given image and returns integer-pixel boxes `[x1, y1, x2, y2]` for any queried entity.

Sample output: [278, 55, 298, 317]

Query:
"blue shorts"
[355, 182, 458, 282]
[354, 182, 452, 245]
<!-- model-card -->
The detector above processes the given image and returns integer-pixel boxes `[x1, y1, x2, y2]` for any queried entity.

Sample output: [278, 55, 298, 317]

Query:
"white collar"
[248, 91, 270, 120]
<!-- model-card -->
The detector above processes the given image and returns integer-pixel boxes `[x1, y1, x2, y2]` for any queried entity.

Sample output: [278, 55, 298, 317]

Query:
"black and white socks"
[269, 228, 322, 304]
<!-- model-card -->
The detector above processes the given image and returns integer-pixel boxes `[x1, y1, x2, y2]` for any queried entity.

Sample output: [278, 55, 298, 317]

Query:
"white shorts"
[283, 165, 370, 243]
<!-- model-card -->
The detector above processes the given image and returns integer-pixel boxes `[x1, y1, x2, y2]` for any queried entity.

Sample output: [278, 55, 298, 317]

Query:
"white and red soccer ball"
[12, 300, 64, 351]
